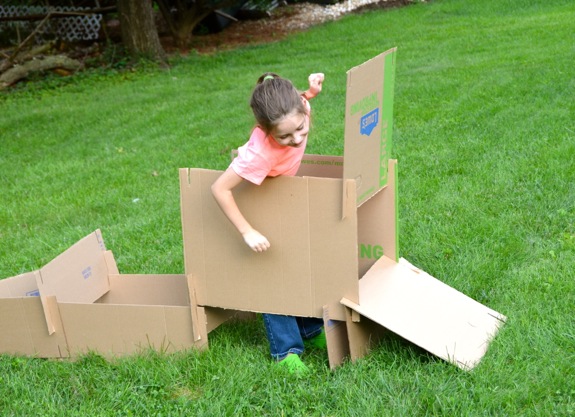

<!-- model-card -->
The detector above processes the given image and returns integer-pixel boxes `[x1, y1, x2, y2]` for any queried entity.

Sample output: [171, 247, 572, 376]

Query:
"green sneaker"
[304, 328, 327, 350]
[277, 354, 309, 375]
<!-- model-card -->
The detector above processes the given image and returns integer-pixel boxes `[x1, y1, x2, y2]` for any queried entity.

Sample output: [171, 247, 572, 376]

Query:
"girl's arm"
[302, 73, 325, 100]
[211, 167, 271, 252]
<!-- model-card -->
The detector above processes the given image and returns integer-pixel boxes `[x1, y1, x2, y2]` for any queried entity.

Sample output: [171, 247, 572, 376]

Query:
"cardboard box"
[180, 49, 399, 322]
[0, 230, 210, 358]
[180, 48, 506, 370]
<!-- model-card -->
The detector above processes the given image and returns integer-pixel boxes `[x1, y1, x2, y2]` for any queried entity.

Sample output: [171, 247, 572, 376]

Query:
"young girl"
[211, 72, 326, 374]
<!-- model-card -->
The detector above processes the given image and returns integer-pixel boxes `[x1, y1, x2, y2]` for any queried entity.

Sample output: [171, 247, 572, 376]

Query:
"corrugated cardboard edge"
[341, 178, 358, 220]
[44, 295, 69, 358]
[180, 168, 208, 304]
[35, 270, 57, 335]
[187, 274, 204, 343]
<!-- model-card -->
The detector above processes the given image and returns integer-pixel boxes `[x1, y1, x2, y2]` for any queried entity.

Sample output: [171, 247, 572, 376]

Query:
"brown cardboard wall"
[0, 297, 67, 357]
[59, 302, 206, 357]
[344, 49, 396, 206]
[180, 168, 359, 321]
[0, 232, 209, 359]
[0, 272, 39, 297]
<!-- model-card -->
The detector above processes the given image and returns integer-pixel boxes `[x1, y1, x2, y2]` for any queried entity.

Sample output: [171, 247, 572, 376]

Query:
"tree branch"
[2, 13, 53, 70]
[0, 55, 82, 89]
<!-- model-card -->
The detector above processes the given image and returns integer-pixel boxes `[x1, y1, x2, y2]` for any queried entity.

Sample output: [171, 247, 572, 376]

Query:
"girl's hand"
[306, 73, 325, 99]
[242, 229, 271, 252]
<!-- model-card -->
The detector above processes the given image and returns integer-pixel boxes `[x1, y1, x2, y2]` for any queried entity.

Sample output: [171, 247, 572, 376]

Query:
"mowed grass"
[1, 0, 574, 415]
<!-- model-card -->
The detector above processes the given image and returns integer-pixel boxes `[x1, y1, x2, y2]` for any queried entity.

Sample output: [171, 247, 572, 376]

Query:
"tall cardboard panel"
[180, 169, 358, 321]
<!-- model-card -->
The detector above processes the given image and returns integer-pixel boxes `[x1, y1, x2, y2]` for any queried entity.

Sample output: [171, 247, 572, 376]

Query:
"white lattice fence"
[0, 6, 102, 42]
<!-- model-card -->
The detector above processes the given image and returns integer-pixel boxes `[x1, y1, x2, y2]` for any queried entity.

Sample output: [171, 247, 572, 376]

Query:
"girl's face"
[270, 111, 309, 148]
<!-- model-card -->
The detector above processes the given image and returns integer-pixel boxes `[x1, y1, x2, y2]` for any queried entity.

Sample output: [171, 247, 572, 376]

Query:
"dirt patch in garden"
[164, 0, 415, 55]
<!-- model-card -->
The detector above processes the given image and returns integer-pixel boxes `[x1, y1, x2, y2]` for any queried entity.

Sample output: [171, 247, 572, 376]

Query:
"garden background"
[1, 0, 574, 415]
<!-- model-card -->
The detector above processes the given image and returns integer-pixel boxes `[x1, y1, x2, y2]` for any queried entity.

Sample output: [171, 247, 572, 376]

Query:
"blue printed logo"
[82, 266, 92, 280]
[360, 108, 379, 136]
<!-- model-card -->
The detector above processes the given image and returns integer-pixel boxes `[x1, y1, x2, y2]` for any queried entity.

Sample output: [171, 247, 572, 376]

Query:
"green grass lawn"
[1, 0, 574, 415]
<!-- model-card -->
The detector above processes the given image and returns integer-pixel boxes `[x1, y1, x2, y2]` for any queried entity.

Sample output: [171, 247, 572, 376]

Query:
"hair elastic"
[263, 75, 274, 81]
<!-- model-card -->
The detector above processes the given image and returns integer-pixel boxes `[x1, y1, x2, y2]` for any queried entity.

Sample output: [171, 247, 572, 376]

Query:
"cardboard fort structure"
[0, 48, 505, 369]
[0, 230, 227, 358]
[179, 48, 506, 370]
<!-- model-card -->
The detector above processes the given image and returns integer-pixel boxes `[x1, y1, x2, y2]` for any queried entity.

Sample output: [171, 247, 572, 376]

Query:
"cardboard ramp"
[341, 256, 506, 370]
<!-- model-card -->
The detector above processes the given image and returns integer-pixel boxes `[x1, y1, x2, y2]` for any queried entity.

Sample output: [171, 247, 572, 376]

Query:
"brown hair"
[250, 72, 307, 134]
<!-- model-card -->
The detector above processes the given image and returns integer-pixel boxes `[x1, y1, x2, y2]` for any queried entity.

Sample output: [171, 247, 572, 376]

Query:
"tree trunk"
[172, 9, 212, 47]
[117, 0, 166, 63]
[155, 0, 238, 48]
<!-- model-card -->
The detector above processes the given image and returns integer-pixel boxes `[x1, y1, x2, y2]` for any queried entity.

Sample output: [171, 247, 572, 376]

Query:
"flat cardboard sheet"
[344, 48, 396, 207]
[36, 229, 111, 305]
[341, 256, 506, 370]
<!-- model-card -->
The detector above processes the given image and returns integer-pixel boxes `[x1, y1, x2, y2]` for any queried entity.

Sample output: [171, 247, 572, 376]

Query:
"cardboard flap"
[0, 272, 39, 298]
[323, 305, 350, 370]
[343, 48, 396, 209]
[187, 274, 203, 342]
[44, 295, 65, 341]
[35, 230, 112, 334]
[341, 179, 357, 220]
[344, 306, 387, 363]
[341, 255, 506, 370]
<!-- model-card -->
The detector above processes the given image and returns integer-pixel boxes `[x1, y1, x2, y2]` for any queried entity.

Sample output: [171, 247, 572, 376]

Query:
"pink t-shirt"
[230, 98, 310, 185]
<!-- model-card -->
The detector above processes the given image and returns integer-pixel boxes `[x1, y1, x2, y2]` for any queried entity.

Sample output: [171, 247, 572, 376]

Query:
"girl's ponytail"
[251, 73, 307, 134]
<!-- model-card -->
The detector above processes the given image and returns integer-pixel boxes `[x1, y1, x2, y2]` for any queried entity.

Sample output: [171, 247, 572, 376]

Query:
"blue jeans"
[262, 313, 324, 361]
